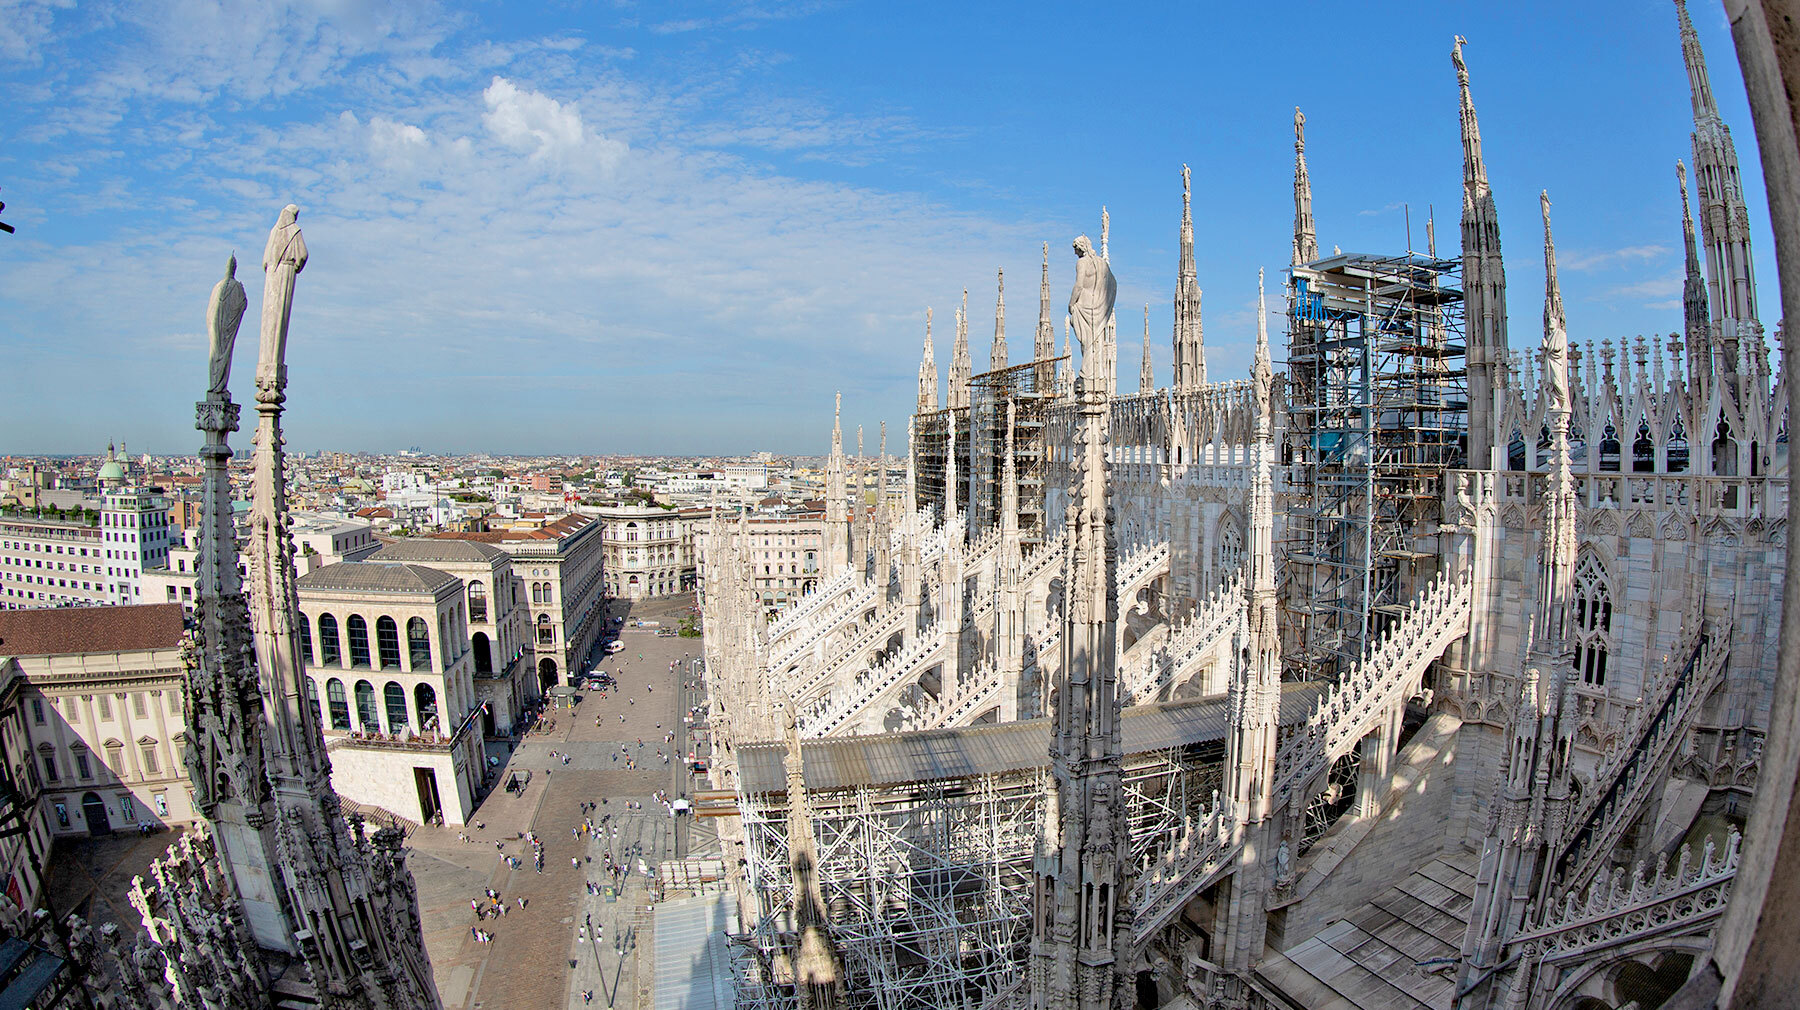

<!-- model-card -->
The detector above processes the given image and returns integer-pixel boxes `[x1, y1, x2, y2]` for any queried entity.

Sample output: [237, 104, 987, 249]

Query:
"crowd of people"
[437, 618, 710, 1007]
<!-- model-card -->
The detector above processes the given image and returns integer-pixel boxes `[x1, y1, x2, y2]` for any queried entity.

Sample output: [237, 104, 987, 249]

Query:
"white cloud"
[0, 0, 73, 64]
[482, 76, 596, 163]
[0, 0, 1041, 453]
[1561, 244, 1669, 272]
[1604, 274, 1681, 299]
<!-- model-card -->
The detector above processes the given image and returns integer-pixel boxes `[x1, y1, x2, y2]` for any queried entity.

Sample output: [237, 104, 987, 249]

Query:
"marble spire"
[1677, 0, 1760, 378]
[1218, 268, 1285, 981]
[1460, 194, 1580, 981]
[1036, 243, 1055, 391]
[825, 393, 849, 577]
[237, 206, 441, 1006]
[1030, 240, 1128, 1010]
[185, 254, 288, 949]
[1173, 165, 1206, 391]
[852, 426, 864, 576]
[1536, 191, 1575, 639]
[783, 703, 843, 1009]
[1139, 305, 1154, 392]
[1058, 324, 1073, 395]
[918, 309, 939, 414]
[1678, 160, 1714, 391]
[992, 267, 1008, 371]
[1293, 108, 1319, 266]
[875, 422, 891, 583]
[1455, 35, 1509, 469]
[1677, 0, 1719, 123]
[949, 290, 972, 410]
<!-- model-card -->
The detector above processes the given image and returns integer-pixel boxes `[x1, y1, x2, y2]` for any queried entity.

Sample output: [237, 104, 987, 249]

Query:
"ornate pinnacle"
[992, 266, 1008, 370]
[1675, 0, 1719, 122]
[1293, 108, 1319, 265]
[1453, 36, 1489, 194]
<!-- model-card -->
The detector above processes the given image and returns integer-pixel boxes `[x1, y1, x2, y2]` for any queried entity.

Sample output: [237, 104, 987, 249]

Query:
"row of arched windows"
[311, 677, 440, 735]
[530, 582, 554, 605]
[300, 613, 432, 671]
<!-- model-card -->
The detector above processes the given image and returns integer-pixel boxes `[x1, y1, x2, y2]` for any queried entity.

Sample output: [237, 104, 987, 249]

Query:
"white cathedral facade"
[700, 7, 1782, 1010]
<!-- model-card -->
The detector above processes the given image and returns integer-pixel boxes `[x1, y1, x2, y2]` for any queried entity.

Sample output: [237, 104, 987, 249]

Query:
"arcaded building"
[294, 562, 486, 826]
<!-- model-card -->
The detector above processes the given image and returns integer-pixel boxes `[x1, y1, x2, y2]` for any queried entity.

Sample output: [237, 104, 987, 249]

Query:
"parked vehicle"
[606, 640, 625, 654]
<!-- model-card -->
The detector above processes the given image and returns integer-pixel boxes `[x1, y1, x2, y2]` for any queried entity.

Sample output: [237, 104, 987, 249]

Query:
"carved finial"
[1101, 206, 1110, 261]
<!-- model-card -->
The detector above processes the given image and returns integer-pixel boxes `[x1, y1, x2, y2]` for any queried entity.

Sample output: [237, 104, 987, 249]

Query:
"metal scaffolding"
[911, 408, 965, 526]
[727, 739, 1220, 1010]
[968, 360, 1058, 545]
[1283, 252, 1466, 682]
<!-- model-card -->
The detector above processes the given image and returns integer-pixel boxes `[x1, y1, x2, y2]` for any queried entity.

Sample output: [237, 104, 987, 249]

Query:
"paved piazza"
[405, 591, 714, 1010]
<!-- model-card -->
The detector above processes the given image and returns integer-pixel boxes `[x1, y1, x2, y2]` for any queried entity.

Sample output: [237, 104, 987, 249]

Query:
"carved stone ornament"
[194, 399, 241, 435]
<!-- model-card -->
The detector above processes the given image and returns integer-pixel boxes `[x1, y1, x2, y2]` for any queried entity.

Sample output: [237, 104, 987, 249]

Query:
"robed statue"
[258, 205, 308, 390]
[1539, 191, 1570, 417]
[1067, 234, 1116, 381]
[206, 255, 248, 399]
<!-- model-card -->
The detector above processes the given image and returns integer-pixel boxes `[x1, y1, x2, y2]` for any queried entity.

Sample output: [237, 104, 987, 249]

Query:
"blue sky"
[0, 0, 1775, 456]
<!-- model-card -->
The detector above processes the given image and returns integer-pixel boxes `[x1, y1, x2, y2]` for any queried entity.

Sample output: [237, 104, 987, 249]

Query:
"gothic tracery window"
[1573, 553, 1613, 687]
[1219, 523, 1244, 575]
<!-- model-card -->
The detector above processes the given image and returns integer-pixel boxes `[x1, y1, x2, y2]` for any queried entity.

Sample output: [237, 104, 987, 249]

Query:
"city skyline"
[0, 0, 1774, 455]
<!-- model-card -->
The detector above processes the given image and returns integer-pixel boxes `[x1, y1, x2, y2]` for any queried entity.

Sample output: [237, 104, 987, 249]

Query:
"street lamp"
[585, 912, 608, 996]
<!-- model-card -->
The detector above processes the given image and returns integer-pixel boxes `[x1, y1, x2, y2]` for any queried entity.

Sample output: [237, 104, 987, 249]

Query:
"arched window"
[531, 582, 542, 604]
[468, 580, 487, 621]
[1219, 523, 1244, 574]
[472, 632, 492, 674]
[540, 582, 552, 604]
[1573, 553, 1613, 687]
[346, 615, 371, 668]
[1667, 419, 1691, 473]
[354, 680, 379, 730]
[1632, 420, 1656, 472]
[414, 684, 439, 734]
[376, 616, 401, 669]
[325, 678, 351, 730]
[384, 682, 408, 732]
[1599, 424, 1621, 471]
[537, 614, 553, 646]
[318, 613, 341, 666]
[305, 677, 323, 728]
[1712, 420, 1739, 476]
[298, 615, 314, 664]
[407, 617, 431, 670]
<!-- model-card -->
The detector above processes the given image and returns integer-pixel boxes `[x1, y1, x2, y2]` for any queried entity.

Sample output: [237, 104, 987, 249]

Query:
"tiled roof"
[370, 539, 507, 565]
[295, 562, 460, 596]
[0, 603, 185, 658]
[431, 512, 594, 544]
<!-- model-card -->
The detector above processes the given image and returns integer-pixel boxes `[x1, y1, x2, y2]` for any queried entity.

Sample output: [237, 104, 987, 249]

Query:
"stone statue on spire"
[1540, 192, 1570, 416]
[1068, 235, 1117, 381]
[206, 255, 247, 398]
[257, 205, 307, 398]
